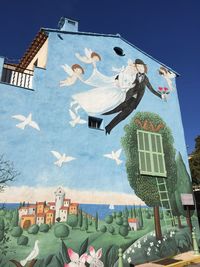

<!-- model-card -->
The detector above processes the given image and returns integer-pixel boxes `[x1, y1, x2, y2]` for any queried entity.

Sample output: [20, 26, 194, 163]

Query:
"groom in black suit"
[103, 59, 162, 134]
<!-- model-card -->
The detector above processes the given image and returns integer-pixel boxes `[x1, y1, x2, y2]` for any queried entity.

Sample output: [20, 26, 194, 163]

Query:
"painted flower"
[150, 242, 154, 247]
[164, 87, 168, 91]
[131, 249, 135, 253]
[158, 240, 161, 244]
[158, 87, 163, 91]
[137, 243, 141, 248]
[128, 257, 132, 263]
[87, 246, 104, 267]
[123, 254, 126, 259]
[64, 248, 88, 267]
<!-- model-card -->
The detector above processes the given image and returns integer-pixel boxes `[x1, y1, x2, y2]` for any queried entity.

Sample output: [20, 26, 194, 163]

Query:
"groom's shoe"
[105, 126, 111, 135]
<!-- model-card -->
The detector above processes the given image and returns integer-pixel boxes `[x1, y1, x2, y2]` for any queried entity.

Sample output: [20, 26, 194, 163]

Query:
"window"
[88, 116, 103, 130]
[137, 130, 167, 177]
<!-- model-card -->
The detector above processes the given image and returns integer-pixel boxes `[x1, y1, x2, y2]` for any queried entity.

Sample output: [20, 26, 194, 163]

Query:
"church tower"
[54, 187, 65, 220]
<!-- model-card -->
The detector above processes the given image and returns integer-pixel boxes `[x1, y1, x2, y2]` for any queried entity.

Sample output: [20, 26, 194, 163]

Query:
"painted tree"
[122, 112, 177, 239]
[175, 152, 194, 230]
[78, 209, 83, 228]
[95, 212, 99, 231]
[138, 205, 144, 228]
[189, 135, 200, 185]
[0, 155, 19, 192]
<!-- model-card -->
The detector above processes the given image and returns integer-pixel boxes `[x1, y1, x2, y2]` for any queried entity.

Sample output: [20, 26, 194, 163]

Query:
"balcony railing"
[1, 64, 33, 89]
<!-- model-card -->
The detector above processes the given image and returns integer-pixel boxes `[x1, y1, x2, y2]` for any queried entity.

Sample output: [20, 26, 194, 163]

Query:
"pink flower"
[158, 87, 163, 91]
[164, 87, 168, 91]
[64, 248, 88, 267]
[87, 246, 104, 267]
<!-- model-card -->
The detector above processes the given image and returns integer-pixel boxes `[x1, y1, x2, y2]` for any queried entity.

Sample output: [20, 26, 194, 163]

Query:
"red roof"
[60, 206, 69, 210]
[48, 202, 55, 205]
[19, 207, 29, 210]
[37, 202, 45, 205]
[64, 198, 70, 201]
[37, 213, 45, 217]
[46, 209, 55, 214]
[28, 205, 36, 208]
[70, 203, 79, 206]
[21, 214, 35, 218]
[128, 218, 138, 223]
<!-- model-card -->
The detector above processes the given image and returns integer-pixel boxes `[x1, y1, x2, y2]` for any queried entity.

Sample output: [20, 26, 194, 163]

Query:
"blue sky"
[0, 0, 199, 153]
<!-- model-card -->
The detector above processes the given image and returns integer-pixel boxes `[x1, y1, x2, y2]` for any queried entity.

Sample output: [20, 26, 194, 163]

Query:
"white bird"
[51, 150, 75, 167]
[104, 149, 123, 165]
[69, 109, 87, 127]
[12, 113, 40, 131]
[20, 240, 39, 266]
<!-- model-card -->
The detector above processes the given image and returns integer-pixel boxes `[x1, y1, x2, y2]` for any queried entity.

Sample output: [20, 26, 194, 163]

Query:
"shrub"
[0, 230, 4, 241]
[116, 217, 123, 225]
[17, 235, 28, 245]
[39, 224, 50, 233]
[54, 224, 69, 239]
[100, 225, 107, 233]
[105, 215, 113, 224]
[67, 215, 78, 229]
[11, 226, 23, 237]
[108, 225, 115, 235]
[119, 225, 129, 238]
[116, 211, 122, 217]
[28, 224, 39, 234]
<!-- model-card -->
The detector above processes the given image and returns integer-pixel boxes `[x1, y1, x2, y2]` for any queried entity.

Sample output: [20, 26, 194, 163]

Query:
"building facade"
[0, 17, 198, 266]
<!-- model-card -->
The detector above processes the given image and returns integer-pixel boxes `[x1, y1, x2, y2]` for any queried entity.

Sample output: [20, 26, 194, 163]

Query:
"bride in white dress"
[72, 59, 137, 115]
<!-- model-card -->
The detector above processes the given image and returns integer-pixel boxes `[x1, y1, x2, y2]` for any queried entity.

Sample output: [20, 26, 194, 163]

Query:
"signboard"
[181, 193, 194, 205]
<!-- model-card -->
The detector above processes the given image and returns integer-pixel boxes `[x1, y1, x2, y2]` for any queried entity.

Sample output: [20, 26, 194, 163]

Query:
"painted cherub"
[75, 48, 101, 68]
[158, 66, 176, 91]
[60, 64, 84, 87]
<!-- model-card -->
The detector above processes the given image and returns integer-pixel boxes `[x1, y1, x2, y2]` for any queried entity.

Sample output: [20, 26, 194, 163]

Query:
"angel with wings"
[75, 48, 101, 68]
[60, 64, 85, 87]
[158, 66, 176, 91]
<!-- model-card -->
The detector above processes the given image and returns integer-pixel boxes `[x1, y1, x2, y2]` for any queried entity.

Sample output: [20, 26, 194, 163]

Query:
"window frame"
[137, 129, 167, 177]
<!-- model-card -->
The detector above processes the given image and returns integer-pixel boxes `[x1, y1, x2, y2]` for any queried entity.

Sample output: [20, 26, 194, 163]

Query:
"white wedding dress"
[72, 67, 136, 115]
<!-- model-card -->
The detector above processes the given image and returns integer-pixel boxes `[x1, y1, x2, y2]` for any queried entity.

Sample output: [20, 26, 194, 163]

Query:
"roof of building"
[37, 213, 45, 217]
[21, 214, 35, 218]
[48, 202, 55, 205]
[128, 218, 138, 223]
[37, 202, 45, 205]
[15, 24, 179, 76]
[70, 203, 79, 206]
[60, 206, 69, 210]
[19, 206, 29, 210]
[46, 209, 55, 213]
[64, 198, 70, 201]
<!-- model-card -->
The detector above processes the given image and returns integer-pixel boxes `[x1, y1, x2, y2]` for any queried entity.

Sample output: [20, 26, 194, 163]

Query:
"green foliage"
[119, 225, 129, 238]
[100, 225, 107, 233]
[78, 209, 83, 228]
[175, 152, 194, 217]
[67, 214, 78, 229]
[189, 135, 200, 185]
[112, 212, 116, 219]
[54, 224, 70, 239]
[28, 224, 39, 234]
[95, 212, 98, 231]
[39, 223, 50, 232]
[108, 225, 115, 235]
[121, 112, 177, 207]
[0, 217, 5, 231]
[11, 210, 19, 227]
[105, 215, 113, 224]
[116, 211, 122, 217]
[11, 226, 23, 237]
[138, 206, 144, 228]
[17, 235, 28, 245]
[104, 245, 119, 267]
[116, 217, 123, 225]
[146, 211, 151, 219]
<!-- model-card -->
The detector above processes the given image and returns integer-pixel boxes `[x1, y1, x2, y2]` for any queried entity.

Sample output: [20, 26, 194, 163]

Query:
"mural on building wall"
[0, 38, 197, 267]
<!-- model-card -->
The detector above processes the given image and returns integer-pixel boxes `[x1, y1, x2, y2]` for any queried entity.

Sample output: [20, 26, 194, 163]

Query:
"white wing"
[115, 149, 122, 158]
[51, 151, 61, 159]
[78, 119, 87, 124]
[29, 120, 40, 131]
[116, 159, 123, 165]
[69, 109, 77, 120]
[75, 52, 92, 64]
[64, 156, 76, 163]
[84, 48, 92, 58]
[61, 64, 74, 76]
[104, 154, 113, 159]
[12, 114, 26, 121]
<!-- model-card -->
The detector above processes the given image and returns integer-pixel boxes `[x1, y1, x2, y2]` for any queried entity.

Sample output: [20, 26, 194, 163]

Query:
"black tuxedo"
[103, 73, 162, 134]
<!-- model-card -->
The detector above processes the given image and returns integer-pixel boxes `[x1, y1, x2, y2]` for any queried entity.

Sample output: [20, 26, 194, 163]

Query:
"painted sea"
[0, 203, 147, 220]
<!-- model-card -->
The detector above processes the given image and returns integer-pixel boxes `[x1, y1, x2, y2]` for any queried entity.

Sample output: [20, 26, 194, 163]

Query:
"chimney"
[58, 17, 78, 32]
